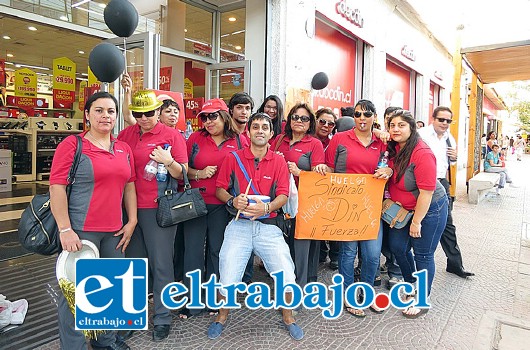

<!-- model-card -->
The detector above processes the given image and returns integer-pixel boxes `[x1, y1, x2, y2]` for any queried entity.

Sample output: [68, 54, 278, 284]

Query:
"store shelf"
[35, 130, 81, 134]
[37, 149, 56, 152]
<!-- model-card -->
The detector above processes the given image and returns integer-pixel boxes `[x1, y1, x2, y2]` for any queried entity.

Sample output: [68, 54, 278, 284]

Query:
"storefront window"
[220, 8, 245, 61]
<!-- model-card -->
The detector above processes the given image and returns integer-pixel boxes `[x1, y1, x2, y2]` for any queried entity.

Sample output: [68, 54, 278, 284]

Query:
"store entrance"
[205, 60, 251, 100]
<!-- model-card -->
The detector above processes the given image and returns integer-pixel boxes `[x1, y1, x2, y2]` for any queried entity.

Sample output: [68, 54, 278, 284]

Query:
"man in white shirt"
[418, 106, 474, 278]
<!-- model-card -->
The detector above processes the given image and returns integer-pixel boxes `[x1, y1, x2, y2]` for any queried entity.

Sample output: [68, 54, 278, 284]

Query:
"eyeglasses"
[132, 110, 157, 118]
[354, 111, 374, 118]
[435, 117, 453, 124]
[318, 119, 336, 127]
[200, 112, 220, 123]
[292, 115, 311, 122]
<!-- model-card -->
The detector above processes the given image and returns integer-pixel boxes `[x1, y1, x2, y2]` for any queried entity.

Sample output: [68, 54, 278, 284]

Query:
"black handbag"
[155, 163, 208, 227]
[18, 135, 82, 255]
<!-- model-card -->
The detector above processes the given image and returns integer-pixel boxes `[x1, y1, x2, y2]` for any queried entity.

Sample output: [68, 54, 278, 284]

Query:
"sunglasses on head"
[200, 112, 220, 123]
[436, 117, 452, 124]
[292, 115, 311, 122]
[318, 119, 336, 127]
[353, 111, 374, 118]
[132, 110, 157, 118]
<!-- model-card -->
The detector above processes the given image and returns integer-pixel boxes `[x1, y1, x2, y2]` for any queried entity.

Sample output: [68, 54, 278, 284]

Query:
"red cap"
[198, 98, 228, 116]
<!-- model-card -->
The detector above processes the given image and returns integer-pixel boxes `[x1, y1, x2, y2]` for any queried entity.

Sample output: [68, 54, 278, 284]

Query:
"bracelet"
[264, 203, 270, 215]
[59, 227, 72, 234]
[166, 159, 175, 168]
[195, 170, 200, 181]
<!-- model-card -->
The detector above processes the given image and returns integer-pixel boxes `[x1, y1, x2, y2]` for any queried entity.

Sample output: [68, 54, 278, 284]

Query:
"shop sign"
[15, 68, 38, 98]
[401, 45, 416, 61]
[53, 57, 76, 92]
[335, 0, 364, 28]
[184, 78, 194, 99]
[78, 81, 87, 111]
[159, 66, 172, 91]
[88, 67, 100, 88]
[184, 97, 204, 131]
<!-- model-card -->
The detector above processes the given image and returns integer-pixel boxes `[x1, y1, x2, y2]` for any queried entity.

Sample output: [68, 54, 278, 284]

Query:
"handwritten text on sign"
[294, 172, 386, 241]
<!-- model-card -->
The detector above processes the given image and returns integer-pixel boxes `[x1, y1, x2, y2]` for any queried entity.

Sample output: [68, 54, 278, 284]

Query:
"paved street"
[8, 155, 530, 350]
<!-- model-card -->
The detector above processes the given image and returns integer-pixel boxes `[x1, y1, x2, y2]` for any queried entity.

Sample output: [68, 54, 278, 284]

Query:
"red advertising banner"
[159, 66, 172, 91]
[52, 89, 75, 109]
[312, 20, 356, 117]
[184, 98, 204, 131]
[0, 59, 5, 87]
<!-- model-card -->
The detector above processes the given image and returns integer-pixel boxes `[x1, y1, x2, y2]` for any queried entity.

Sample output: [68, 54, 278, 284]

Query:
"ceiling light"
[130, 62, 135, 65]
[7, 53, 13, 57]
[184, 29, 188, 32]
[228, 17, 236, 22]
[28, 26, 37, 31]
[235, 46, 242, 50]
[78, 50, 85, 54]
[2, 35, 11, 40]
[60, 15, 68, 21]
[13, 63, 50, 71]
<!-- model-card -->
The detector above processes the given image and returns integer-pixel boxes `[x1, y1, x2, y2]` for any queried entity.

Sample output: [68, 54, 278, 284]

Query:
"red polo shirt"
[216, 147, 289, 218]
[50, 132, 136, 232]
[118, 122, 188, 208]
[387, 140, 437, 210]
[270, 134, 325, 183]
[325, 129, 386, 173]
[187, 131, 248, 204]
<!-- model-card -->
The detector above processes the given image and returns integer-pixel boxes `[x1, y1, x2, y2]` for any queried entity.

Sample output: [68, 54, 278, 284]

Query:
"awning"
[462, 40, 530, 83]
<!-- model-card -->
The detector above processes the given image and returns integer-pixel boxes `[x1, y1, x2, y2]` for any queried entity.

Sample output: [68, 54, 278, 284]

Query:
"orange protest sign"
[294, 172, 386, 241]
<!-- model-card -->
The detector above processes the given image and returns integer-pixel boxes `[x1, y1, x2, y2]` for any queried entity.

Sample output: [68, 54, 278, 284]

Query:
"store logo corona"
[75, 259, 148, 331]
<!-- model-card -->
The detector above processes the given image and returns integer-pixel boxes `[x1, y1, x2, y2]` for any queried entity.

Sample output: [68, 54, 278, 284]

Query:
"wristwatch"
[226, 196, 235, 208]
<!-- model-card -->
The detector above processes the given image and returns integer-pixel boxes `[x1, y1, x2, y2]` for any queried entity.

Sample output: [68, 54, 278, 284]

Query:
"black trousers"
[438, 178, 464, 270]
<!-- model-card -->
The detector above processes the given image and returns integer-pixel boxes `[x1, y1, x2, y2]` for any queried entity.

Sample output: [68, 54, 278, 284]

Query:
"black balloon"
[104, 0, 139, 38]
[311, 72, 329, 90]
[89, 43, 125, 83]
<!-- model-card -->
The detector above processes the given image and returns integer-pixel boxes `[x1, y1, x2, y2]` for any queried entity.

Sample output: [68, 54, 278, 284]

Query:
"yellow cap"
[129, 90, 163, 113]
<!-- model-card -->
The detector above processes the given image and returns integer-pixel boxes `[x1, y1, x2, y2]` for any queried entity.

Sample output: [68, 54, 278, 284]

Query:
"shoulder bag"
[18, 135, 82, 255]
[155, 164, 208, 227]
[381, 198, 414, 229]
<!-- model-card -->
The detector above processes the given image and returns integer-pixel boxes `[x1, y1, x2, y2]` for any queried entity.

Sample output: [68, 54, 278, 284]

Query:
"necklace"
[87, 131, 111, 151]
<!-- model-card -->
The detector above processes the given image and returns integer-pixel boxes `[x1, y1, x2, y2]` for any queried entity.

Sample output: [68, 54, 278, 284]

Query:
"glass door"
[205, 60, 251, 100]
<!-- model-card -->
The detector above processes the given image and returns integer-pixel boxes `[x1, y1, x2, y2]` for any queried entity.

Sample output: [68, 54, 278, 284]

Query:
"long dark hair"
[387, 109, 420, 182]
[257, 95, 284, 136]
[284, 102, 316, 139]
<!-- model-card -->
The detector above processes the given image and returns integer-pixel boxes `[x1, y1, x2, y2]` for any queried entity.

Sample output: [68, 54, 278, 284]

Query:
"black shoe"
[92, 339, 130, 350]
[329, 260, 339, 270]
[116, 330, 135, 342]
[446, 266, 475, 278]
[152, 325, 170, 342]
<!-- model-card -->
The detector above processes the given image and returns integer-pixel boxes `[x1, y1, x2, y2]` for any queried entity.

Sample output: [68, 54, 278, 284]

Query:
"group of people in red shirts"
[50, 76, 470, 348]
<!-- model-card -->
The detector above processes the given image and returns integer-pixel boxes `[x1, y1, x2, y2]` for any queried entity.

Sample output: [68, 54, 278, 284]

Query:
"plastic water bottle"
[377, 151, 389, 168]
[143, 159, 158, 181]
[156, 144, 171, 182]
[184, 121, 193, 140]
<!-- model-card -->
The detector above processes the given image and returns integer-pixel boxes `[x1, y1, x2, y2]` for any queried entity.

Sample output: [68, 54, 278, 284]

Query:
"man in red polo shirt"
[228, 92, 253, 143]
[207, 112, 304, 341]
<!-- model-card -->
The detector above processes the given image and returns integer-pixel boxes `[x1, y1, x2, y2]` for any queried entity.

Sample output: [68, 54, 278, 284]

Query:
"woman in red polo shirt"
[257, 95, 285, 138]
[117, 90, 188, 342]
[386, 109, 448, 319]
[179, 98, 248, 318]
[50, 91, 137, 350]
[315, 99, 391, 317]
[270, 102, 325, 289]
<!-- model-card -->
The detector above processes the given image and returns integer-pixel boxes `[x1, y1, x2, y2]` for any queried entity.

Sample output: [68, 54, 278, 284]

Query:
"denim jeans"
[388, 195, 448, 295]
[219, 219, 296, 296]
[381, 221, 404, 279]
[485, 167, 512, 188]
[338, 222, 383, 288]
